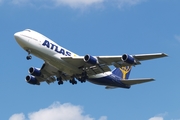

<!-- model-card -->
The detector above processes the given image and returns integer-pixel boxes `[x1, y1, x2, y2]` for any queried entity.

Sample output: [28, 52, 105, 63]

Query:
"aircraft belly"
[30, 48, 82, 75]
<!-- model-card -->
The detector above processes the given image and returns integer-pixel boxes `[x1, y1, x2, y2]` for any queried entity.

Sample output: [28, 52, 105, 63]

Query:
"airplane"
[14, 29, 167, 89]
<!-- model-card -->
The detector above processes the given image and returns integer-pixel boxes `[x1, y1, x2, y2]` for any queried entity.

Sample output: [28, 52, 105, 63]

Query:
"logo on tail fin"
[119, 66, 132, 79]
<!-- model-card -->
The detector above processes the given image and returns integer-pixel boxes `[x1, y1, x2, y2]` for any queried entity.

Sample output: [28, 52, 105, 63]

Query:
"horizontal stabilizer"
[121, 78, 154, 85]
[105, 86, 118, 89]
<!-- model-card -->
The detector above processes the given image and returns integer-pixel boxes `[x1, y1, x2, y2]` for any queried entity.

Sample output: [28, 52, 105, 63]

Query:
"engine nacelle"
[84, 55, 98, 65]
[25, 75, 40, 85]
[121, 54, 136, 64]
[29, 67, 41, 76]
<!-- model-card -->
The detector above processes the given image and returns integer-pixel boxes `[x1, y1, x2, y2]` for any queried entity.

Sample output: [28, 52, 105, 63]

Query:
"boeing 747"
[14, 29, 167, 89]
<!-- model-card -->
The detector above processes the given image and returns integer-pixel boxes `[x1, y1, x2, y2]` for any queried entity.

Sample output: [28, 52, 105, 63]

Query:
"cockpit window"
[24, 29, 31, 32]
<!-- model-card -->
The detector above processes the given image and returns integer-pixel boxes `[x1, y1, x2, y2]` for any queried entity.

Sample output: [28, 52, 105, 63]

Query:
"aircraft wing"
[61, 56, 111, 75]
[32, 62, 71, 85]
[97, 53, 167, 65]
[121, 78, 154, 85]
[132, 53, 168, 61]
[61, 53, 167, 75]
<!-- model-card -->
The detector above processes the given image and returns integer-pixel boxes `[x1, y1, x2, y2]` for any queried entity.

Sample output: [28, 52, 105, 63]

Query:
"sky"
[1, 0, 180, 120]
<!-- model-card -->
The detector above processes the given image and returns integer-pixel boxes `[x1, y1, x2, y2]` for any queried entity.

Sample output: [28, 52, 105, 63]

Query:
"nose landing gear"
[26, 50, 32, 60]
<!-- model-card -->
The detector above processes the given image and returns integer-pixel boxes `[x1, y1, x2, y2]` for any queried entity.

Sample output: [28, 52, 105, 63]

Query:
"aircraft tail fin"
[112, 66, 132, 79]
[121, 78, 154, 85]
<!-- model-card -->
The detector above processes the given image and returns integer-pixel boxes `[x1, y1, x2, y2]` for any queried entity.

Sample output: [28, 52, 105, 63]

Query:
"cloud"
[53, 0, 104, 9]
[0, 0, 3, 4]
[98, 116, 107, 120]
[148, 116, 164, 120]
[11, 0, 30, 5]
[9, 0, 146, 9]
[9, 0, 104, 8]
[115, 0, 147, 8]
[9, 113, 25, 120]
[148, 112, 168, 120]
[174, 35, 180, 43]
[9, 102, 107, 120]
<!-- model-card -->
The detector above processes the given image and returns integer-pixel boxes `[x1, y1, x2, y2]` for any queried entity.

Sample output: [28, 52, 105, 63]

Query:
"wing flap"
[121, 78, 154, 85]
[34, 62, 71, 85]
[61, 57, 111, 75]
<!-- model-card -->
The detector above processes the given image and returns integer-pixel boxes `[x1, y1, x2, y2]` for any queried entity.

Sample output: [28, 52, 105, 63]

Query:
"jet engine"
[25, 75, 40, 85]
[84, 55, 98, 65]
[121, 54, 136, 64]
[29, 67, 41, 76]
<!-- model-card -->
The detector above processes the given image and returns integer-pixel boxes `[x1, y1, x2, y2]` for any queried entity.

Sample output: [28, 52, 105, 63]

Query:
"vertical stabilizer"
[112, 66, 132, 79]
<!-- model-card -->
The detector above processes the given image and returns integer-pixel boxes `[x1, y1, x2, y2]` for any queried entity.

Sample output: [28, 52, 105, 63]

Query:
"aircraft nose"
[14, 32, 20, 40]
[14, 32, 24, 44]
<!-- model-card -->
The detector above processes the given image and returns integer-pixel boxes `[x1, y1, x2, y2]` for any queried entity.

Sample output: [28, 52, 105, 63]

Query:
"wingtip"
[150, 78, 155, 81]
[162, 53, 168, 57]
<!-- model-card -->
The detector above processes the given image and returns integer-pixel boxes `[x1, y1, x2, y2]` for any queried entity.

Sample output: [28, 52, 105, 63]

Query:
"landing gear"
[78, 78, 86, 83]
[57, 77, 63, 85]
[58, 81, 63, 85]
[77, 72, 87, 83]
[26, 50, 32, 60]
[69, 78, 77, 85]
[56, 72, 87, 86]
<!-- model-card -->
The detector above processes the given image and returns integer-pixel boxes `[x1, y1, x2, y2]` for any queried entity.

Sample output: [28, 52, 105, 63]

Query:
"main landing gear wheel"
[77, 78, 86, 83]
[58, 81, 63, 85]
[80, 79, 86, 83]
[77, 72, 87, 83]
[57, 77, 63, 85]
[26, 55, 32, 60]
[69, 79, 77, 85]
